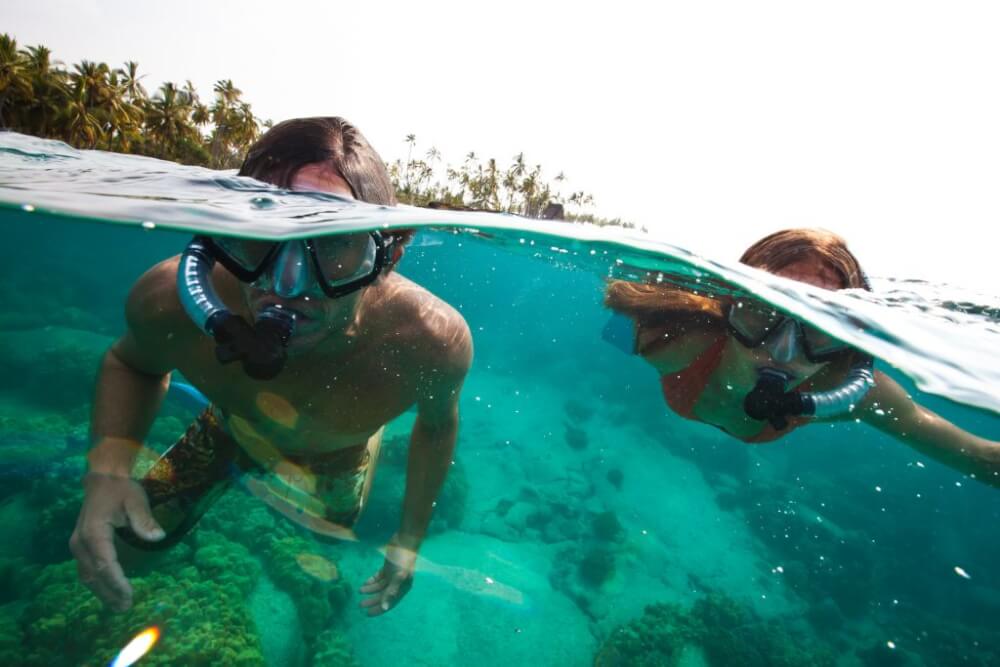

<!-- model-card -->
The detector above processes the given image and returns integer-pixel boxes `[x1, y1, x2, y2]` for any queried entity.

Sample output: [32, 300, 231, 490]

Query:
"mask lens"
[312, 233, 378, 287]
[728, 300, 783, 345]
[801, 322, 848, 358]
[215, 238, 277, 272]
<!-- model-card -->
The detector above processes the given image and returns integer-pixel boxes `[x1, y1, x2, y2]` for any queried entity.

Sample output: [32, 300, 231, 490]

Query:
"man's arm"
[360, 310, 472, 616]
[88, 333, 171, 476]
[71, 258, 192, 610]
[859, 370, 1000, 487]
[397, 386, 463, 550]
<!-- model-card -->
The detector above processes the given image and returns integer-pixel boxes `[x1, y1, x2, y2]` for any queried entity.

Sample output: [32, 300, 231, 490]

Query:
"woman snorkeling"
[604, 228, 1000, 486]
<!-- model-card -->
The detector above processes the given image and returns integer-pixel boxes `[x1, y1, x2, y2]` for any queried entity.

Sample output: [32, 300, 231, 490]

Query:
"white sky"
[6, 0, 999, 288]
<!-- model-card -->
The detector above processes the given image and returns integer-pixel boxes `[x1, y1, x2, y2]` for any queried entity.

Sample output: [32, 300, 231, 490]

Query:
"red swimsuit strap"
[660, 336, 813, 443]
[660, 335, 729, 418]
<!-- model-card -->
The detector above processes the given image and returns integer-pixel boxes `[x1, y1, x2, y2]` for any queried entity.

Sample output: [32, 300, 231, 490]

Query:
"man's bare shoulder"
[124, 257, 190, 335]
[377, 273, 472, 375]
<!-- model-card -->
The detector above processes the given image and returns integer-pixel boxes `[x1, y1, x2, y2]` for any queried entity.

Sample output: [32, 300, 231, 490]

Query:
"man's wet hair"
[239, 116, 414, 250]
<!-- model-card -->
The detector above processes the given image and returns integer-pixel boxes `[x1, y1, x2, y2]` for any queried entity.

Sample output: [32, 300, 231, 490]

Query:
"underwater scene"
[0, 132, 999, 667]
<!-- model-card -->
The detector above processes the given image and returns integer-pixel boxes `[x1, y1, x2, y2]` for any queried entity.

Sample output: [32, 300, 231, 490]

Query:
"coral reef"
[311, 628, 362, 667]
[1, 560, 266, 666]
[564, 423, 589, 450]
[0, 272, 110, 336]
[260, 535, 351, 641]
[595, 592, 836, 667]
[25, 456, 87, 564]
[0, 327, 111, 413]
[200, 489, 356, 656]
[591, 510, 625, 543]
[578, 547, 616, 588]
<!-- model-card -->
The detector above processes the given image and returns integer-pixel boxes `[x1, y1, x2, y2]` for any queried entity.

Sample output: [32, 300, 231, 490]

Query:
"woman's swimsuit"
[659, 335, 813, 443]
[118, 406, 382, 550]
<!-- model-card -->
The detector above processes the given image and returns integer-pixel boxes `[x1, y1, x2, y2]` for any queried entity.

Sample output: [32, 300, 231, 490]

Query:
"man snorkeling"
[70, 117, 473, 615]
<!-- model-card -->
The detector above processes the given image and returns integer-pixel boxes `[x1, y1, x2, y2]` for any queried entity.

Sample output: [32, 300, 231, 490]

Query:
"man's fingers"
[383, 579, 402, 607]
[359, 579, 386, 594]
[75, 542, 128, 609]
[359, 570, 386, 594]
[83, 524, 133, 610]
[360, 595, 384, 608]
[124, 493, 165, 542]
[75, 552, 112, 601]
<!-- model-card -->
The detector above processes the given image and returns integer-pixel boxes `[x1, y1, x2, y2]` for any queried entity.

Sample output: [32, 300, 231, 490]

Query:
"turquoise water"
[0, 132, 998, 666]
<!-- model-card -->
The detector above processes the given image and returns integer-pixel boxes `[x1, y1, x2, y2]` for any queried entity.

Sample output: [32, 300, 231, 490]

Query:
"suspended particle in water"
[141, 221, 156, 230]
[954, 566, 971, 579]
[887, 641, 897, 650]
[875, 486, 882, 492]
[916, 461, 925, 468]
[21, 204, 35, 212]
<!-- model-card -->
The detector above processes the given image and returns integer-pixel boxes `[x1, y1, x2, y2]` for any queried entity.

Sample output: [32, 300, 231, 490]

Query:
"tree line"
[0, 34, 633, 227]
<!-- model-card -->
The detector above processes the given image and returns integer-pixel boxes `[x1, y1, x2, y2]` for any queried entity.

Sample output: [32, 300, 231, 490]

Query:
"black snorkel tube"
[178, 236, 296, 380]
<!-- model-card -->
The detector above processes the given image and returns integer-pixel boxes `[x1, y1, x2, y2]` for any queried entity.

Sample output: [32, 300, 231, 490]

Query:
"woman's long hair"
[604, 228, 869, 355]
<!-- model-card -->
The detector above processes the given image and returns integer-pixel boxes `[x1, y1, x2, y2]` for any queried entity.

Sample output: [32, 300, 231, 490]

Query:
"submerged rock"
[249, 574, 306, 667]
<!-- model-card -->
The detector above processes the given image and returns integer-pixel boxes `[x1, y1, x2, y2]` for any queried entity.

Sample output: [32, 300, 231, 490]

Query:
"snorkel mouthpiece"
[744, 357, 876, 430]
[178, 236, 297, 380]
[744, 369, 806, 430]
[211, 307, 295, 380]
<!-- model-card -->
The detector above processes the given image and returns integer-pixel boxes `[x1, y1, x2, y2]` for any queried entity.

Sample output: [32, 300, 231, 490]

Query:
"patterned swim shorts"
[117, 407, 381, 550]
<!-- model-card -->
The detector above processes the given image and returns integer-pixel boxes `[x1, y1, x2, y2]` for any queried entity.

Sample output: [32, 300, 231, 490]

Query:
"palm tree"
[0, 34, 33, 128]
[71, 60, 111, 110]
[145, 81, 197, 159]
[208, 81, 260, 168]
[102, 69, 145, 151]
[19, 44, 67, 136]
[213, 79, 242, 106]
[119, 61, 146, 103]
[63, 86, 102, 148]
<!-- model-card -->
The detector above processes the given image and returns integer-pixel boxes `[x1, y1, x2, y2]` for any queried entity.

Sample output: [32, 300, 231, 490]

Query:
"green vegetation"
[0, 33, 634, 227]
[0, 34, 256, 167]
[2, 560, 266, 666]
[595, 592, 836, 667]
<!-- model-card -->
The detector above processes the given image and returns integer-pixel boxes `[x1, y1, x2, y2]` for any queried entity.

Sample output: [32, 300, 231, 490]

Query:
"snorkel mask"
[177, 231, 392, 380]
[726, 296, 875, 430]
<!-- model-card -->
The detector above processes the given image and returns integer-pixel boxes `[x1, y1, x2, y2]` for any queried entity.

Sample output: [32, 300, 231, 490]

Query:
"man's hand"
[69, 472, 165, 611]
[359, 539, 417, 616]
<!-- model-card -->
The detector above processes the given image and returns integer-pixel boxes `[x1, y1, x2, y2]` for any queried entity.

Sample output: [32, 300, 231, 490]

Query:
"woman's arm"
[859, 371, 1000, 487]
